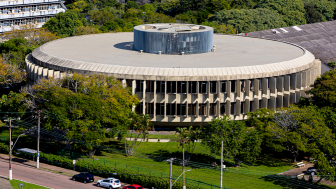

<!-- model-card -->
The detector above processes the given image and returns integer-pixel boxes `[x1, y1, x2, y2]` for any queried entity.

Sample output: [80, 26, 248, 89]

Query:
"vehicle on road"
[122, 184, 143, 189]
[306, 167, 318, 175]
[97, 178, 121, 188]
[72, 172, 94, 184]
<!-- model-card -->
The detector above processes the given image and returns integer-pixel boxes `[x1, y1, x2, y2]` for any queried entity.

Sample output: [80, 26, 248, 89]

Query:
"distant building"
[0, 0, 66, 33]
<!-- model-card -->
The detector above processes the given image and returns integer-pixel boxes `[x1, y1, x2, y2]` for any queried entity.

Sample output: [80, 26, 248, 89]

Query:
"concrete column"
[53, 71, 60, 79]
[121, 79, 126, 88]
[175, 102, 178, 117]
[245, 99, 250, 113]
[284, 75, 290, 91]
[30, 63, 35, 80]
[132, 80, 136, 95]
[206, 101, 209, 117]
[26, 62, 32, 79]
[253, 99, 258, 111]
[143, 80, 146, 115]
[296, 72, 302, 90]
[48, 69, 54, 78]
[262, 97, 267, 108]
[207, 81, 210, 98]
[226, 100, 230, 116]
[295, 92, 301, 103]
[236, 80, 241, 97]
[196, 81, 199, 117]
[270, 96, 276, 110]
[276, 95, 283, 108]
[34, 65, 39, 81]
[302, 71, 306, 88]
[310, 69, 314, 86]
[245, 79, 250, 97]
[254, 79, 259, 95]
[315, 60, 322, 80]
[290, 93, 296, 104]
[270, 77, 276, 94]
[262, 78, 268, 94]
[164, 81, 167, 118]
[227, 80, 231, 98]
[306, 70, 311, 87]
[42, 68, 48, 79]
[217, 81, 220, 117]
[186, 81, 189, 118]
[277, 76, 284, 93]
[290, 74, 296, 90]
[236, 100, 241, 116]
[153, 81, 156, 118]
[284, 94, 290, 107]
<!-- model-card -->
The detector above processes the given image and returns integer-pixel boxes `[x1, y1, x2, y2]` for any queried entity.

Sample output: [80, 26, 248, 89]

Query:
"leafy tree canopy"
[303, 0, 336, 22]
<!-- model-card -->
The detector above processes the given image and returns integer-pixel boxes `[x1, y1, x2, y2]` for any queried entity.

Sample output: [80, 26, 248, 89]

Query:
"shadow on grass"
[261, 174, 333, 189]
[253, 155, 293, 167]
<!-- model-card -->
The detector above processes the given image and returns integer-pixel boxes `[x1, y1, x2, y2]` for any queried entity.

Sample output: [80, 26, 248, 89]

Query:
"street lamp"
[165, 158, 176, 189]
[4, 117, 20, 180]
[171, 169, 191, 187]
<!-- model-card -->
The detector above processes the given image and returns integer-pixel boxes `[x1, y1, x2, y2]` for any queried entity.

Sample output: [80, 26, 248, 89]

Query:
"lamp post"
[171, 169, 191, 187]
[4, 117, 20, 180]
[33, 110, 45, 169]
[165, 158, 176, 189]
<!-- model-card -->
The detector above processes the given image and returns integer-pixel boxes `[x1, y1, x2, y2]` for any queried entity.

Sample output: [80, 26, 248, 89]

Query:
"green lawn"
[10, 179, 50, 189]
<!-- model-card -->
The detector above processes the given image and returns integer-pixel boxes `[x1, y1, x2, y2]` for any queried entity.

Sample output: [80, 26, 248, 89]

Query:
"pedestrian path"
[0, 175, 13, 189]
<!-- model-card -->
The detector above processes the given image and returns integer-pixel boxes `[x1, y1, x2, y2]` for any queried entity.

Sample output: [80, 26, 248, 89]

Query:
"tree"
[255, 0, 306, 26]
[304, 2, 323, 24]
[201, 21, 236, 34]
[43, 11, 87, 37]
[328, 61, 336, 69]
[20, 73, 139, 155]
[201, 116, 261, 164]
[126, 1, 139, 10]
[206, 0, 230, 14]
[0, 62, 26, 87]
[89, 10, 115, 26]
[304, 0, 336, 22]
[125, 113, 153, 156]
[307, 69, 336, 108]
[74, 26, 101, 35]
[210, 8, 286, 33]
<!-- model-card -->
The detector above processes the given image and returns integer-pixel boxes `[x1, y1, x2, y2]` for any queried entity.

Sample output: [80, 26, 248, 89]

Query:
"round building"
[25, 24, 321, 126]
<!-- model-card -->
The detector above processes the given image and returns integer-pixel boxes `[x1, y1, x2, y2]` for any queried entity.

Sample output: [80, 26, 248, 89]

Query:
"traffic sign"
[73, 160, 76, 164]
[37, 153, 40, 157]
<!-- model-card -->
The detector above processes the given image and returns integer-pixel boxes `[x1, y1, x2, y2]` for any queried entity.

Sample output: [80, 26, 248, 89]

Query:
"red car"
[122, 184, 143, 189]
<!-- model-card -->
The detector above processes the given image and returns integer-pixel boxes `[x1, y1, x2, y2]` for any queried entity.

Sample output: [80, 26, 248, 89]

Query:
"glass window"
[146, 81, 154, 93]
[136, 80, 143, 92]
[259, 79, 262, 90]
[267, 78, 270, 89]
[167, 81, 176, 93]
[199, 103, 206, 116]
[145, 103, 154, 115]
[156, 103, 164, 115]
[250, 79, 254, 91]
[241, 81, 245, 92]
[230, 102, 235, 115]
[241, 102, 244, 114]
[210, 103, 216, 115]
[188, 81, 197, 93]
[177, 81, 187, 93]
[177, 104, 186, 116]
[103, 179, 109, 182]
[136, 102, 143, 114]
[210, 81, 216, 93]
[267, 99, 270, 109]
[259, 100, 262, 109]
[199, 81, 207, 93]
[188, 104, 196, 116]
[221, 81, 227, 93]
[156, 81, 165, 93]
[231, 81, 236, 93]
[166, 103, 176, 116]
[220, 103, 226, 115]
[250, 101, 253, 112]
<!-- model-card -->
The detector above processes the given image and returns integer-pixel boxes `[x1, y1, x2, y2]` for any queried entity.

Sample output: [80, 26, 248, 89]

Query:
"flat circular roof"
[134, 24, 213, 33]
[31, 32, 315, 80]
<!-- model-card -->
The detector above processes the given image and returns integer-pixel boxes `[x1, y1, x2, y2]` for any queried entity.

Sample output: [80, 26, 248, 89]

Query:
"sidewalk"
[0, 175, 12, 189]
[0, 154, 148, 189]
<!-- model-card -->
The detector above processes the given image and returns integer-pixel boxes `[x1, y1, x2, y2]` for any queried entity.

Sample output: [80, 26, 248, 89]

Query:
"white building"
[0, 0, 66, 33]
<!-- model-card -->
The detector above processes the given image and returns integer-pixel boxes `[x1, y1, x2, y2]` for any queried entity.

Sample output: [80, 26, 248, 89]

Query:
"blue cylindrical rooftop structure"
[134, 24, 214, 55]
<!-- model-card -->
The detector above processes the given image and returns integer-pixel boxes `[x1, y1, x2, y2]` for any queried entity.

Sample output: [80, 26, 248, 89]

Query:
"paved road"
[0, 161, 98, 189]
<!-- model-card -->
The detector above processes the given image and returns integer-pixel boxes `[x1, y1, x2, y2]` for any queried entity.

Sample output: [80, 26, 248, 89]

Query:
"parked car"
[72, 172, 94, 184]
[97, 178, 121, 189]
[122, 184, 143, 189]
[306, 167, 318, 175]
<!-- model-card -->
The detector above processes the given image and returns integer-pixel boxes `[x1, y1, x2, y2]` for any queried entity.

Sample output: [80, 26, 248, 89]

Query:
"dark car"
[306, 167, 318, 175]
[122, 184, 143, 189]
[72, 172, 94, 183]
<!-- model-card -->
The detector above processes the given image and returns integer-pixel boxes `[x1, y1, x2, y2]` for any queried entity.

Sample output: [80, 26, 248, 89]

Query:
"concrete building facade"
[0, 0, 66, 33]
[25, 24, 322, 126]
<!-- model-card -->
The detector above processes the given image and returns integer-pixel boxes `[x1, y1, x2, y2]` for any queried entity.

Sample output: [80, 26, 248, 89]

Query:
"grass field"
[10, 179, 50, 189]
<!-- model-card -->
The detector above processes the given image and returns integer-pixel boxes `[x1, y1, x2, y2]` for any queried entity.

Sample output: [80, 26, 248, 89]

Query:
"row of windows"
[132, 79, 270, 94]
[0, 4, 60, 14]
[135, 100, 272, 116]
[0, 17, 51, 27]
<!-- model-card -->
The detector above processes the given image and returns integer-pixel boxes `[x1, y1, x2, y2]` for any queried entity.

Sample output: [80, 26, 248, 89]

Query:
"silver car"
[97, 178, 121, 189]
[306, 167, 318, 175]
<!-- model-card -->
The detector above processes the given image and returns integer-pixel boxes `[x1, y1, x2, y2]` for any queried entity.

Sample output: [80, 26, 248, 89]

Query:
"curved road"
[0, 161, 98, 189]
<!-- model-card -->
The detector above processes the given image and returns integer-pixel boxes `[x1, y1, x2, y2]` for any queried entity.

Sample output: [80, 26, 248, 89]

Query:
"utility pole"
[182, 141, 186, 189]
[166, 158, 175, 189]
[4, 117, 20, 180]
[220, 141, 223, 188]
[33, 110, 44, 169]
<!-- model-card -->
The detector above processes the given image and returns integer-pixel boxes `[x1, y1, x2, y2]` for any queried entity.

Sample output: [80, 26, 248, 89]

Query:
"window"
[145, 103, 154, 115]
[267, 78, 270, 89]
[166, 103, 176, 116]
[177, 104, 186, 116]
[231, 81, 236, 93]
[188, 81, 197, 93]
[188, 104, 196, 116]
[199, 103, 207, 116]
[210, 81, 217, 93]
[156, 81, 165, 93]
[177, 81, 187, 93]
[126, 79, 132, 88]
[230, 103, 236, 115]
[241, 81, 245, 92]
[259, 100, 262, 109]
[221, 81, 227, 93]
[199, 82, 207, 93]
[267, 99, 271, 109]
[249, 101, 253, 112]
[259, 79, 262, 90]
[136, 102, 143, 114]
[146, 81, 154, 92]
[136, 80, 143, 92]
[167, 81, 176, 93]
[156, 103, 164, 115]
[103, 179, 109, 183]
[210, 103, 216, 115]
[220, 103, 226, 115]
[241, 102, 244, 114]
[250, 80, 254, 91]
